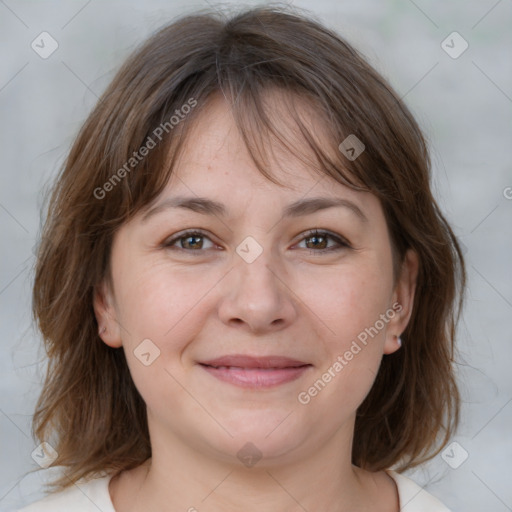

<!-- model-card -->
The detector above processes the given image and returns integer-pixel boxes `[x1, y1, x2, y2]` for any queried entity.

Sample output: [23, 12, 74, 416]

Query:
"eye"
[163, 230, 217, 252]
[295, 229, 351, 254]
[162, 228, 351, 255]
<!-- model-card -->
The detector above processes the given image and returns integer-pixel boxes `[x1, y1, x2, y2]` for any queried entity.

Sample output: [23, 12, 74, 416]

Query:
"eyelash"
[162, 229, 351, 256]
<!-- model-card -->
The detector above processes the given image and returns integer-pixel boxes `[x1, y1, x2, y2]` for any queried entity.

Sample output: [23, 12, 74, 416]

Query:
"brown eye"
[304, 233, 328, 250]
[180, 234, 204, 250]
[297, 230, 350, 254]
[164, 230, 216, 252]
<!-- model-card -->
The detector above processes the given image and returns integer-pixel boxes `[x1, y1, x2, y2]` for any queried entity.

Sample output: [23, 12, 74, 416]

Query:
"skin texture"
[94, 93, 418, 512]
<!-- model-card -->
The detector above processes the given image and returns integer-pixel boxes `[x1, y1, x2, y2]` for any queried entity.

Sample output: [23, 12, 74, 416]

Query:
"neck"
[110, 420, 395, 512]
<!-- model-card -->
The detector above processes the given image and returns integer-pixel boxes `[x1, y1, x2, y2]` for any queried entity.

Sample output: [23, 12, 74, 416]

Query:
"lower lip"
[199, 364, 311, 388]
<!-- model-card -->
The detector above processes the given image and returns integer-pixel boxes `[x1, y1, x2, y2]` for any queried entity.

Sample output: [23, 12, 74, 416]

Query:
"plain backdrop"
[1, 0, 511, 510]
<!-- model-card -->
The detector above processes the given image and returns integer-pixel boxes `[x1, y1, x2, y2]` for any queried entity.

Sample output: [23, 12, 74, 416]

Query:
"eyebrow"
[141, 195, 368, 223]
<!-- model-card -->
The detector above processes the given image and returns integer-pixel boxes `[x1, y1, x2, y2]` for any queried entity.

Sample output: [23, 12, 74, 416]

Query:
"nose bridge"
[234, 234, 283, 303]
[217, 234, 297, 332]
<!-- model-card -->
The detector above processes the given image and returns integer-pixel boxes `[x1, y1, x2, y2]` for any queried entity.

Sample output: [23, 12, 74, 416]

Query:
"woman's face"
[95, 93, 417, 467]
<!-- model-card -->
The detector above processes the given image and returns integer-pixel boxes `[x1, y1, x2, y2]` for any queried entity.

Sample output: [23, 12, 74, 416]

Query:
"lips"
[199, 355, 310, 369]
[198, 355, 312, 388]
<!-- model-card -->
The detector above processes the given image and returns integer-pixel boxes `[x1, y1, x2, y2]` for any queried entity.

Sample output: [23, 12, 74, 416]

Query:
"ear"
[383, 249, 419, 355]
[93, 279, 123, 348]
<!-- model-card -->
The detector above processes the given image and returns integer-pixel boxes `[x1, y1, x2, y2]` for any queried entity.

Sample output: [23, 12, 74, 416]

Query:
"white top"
[16, 470, 451, 511]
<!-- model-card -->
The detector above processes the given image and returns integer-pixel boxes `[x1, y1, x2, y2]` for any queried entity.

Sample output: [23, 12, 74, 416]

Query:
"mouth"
[198, 355, 312, 388]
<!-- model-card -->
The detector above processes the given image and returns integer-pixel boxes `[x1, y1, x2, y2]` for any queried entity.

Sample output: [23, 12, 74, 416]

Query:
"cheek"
[116, 263, 215, 347]
[294, 261, 394, 408]
[113, 263, 217, 415]
[112, 258, 234, 409]
[300, 261, 394, 347]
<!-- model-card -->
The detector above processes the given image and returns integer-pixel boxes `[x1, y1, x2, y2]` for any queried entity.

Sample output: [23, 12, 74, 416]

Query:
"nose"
[217, 248, 298, 335]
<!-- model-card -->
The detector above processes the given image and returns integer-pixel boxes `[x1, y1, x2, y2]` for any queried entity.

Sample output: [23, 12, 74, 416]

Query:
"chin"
[201, 408, 309, 466]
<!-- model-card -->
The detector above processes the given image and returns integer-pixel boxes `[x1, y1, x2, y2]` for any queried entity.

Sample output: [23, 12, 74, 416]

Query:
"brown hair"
[32, 4, 465, 490]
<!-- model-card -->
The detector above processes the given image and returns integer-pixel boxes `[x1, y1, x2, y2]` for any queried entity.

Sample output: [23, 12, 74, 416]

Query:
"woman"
[20, 5, 465, 511]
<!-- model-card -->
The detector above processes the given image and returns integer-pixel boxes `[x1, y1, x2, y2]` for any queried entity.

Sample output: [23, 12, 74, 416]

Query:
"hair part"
[32, 4, 465, 490]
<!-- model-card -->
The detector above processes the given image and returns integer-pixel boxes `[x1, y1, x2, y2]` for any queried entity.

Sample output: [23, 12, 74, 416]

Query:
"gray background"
[1, 0, 511, 510]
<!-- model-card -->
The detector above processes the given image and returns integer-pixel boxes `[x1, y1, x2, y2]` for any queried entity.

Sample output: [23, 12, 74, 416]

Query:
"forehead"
[165, 91, 355, 200]
[135, 91, 388, 237]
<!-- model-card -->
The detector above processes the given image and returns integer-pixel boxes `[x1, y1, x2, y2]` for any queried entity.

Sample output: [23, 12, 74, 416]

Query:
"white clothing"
[16, 469, 451, 511]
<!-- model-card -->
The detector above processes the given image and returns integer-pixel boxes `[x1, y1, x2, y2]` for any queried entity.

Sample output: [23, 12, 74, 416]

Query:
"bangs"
[121, 86, 370, 231]
[112, 19, 380, 226]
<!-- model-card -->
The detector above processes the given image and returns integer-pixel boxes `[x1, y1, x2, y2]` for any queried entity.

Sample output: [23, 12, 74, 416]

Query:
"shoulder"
[386, 470, 452, 512]
[15, 474, 115, 512]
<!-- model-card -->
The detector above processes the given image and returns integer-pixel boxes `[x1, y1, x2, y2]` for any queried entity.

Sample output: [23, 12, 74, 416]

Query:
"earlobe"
[93, 280, 123, 348]
[383, 333, 402, 355]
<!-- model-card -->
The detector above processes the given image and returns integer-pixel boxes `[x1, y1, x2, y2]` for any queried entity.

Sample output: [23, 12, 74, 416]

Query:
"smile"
[199, 364, 312, 388]
[198, 354, 313, 388]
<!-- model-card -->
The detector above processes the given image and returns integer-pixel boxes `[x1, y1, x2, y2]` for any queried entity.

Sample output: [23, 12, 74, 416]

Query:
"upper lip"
[199, 355, 310, 369]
